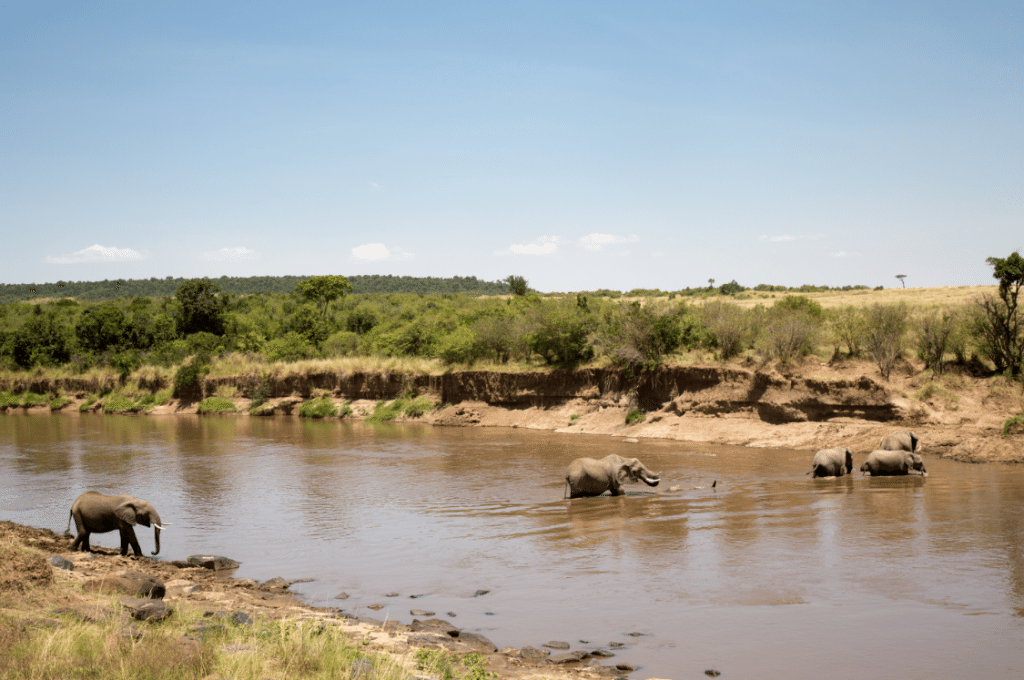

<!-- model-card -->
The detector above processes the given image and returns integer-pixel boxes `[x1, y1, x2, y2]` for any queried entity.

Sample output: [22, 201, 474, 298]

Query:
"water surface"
[2, 413, 1022, 679]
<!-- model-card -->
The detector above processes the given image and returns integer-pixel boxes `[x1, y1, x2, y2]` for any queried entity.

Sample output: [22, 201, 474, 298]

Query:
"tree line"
[0, 254, 1021, 383]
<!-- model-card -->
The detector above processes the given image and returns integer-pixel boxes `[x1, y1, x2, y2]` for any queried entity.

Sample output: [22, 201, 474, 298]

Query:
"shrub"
[79, 395, 97, 412]
[186, 331, 222, 355]
[49, 396, 73, 410]
[175, 278, 227, 336]
[103, 394, 141, 413]
[323, 331, 360, 357]
[973, 251, 1024, 377]
[299, 397, 338, 418]
[1003, 414, 1024, 437]
[626, 409, 646, 425]
[403, 396, 435, 417]
[470, 315, 516, 363]
[365, 399, 406, 423]
[264, 332, 315, 362]
[172, 351, 212, 400]
[697, 300, 748, 359]
[916, 310, 958, 374]
[527, 299, 595, 366]
[758, 299, 822, 364]
[437, 326, 482, 366]
[864, 302, 910, 381]
[74, 303, 127, 353]
[110, 349, 142, 382]
[11, 309, 73, 368]
[0, 392, 20, 410]
[249, 374, 273, 410]
[150, 339, 191, 367]
[338, 401, 354, 418]
[590, 302, 683, 369]
[830, 305, 866, 357]
[198, 396, 238, 414]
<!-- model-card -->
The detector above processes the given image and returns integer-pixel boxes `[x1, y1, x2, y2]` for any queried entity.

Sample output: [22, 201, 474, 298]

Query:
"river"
[1, 412, 1023, 678]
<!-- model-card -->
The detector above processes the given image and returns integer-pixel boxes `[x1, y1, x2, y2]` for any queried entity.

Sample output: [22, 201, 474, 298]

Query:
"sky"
[1, 2, 1021, 293]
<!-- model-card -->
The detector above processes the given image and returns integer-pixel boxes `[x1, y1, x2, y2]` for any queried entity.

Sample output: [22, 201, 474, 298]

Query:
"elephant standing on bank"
[66, 491, 165, 556]
[880, 431, 921, 454]
[565, 454, 660, 498]
[808, 447, 854, 478]
[860, 450, 927, 476]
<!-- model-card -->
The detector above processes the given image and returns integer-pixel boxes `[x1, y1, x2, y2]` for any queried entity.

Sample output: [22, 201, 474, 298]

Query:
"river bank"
[3, 357, 1021, 464]
[0, 520, 656, 680]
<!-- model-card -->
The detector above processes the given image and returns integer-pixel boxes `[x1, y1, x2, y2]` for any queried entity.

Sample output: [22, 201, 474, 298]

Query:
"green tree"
[74, 303, 128, 353]
[175, 278, 227, 336]
[12, 308, 73, 368]
[974, 251, 1024, 377]
[504, 275, 529, 297]
[864, 302, 910, 380]
[294, 275, 353, 321]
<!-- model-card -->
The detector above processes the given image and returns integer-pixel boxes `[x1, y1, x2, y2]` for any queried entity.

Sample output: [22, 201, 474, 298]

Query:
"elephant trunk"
[642, 473, 660, 487]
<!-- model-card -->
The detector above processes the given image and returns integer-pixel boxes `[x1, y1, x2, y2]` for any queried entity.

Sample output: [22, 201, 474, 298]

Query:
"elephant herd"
[564, 430, 926, 499]
[808, 430, 926, 479]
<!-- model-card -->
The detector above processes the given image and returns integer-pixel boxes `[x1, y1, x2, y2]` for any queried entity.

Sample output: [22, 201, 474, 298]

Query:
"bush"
[437, 326, 482, 366]
[830, 306, 866, 357]
[264, 332, 315, 362]
[1003, 414, 1024, 437]
[403, 396, 435, 417]
[150, 340, 191, 367]
[186, 331, 222, 355]
[103, 394, 141, 413]
[590, 302, 683, 369]
[19, 392, 48, 408]
[299, 397, 338, 418]
[757, 299, 823, 364]
[11, 309, 73, 368]
[626, 409, 646, 425]
[79, 395, 97, 412]
[49, 396, 73, 410]
[973, 251, 1024, 377]
[528, 299, 595, 366]
[249, 374, 273, 410]
[74, 303, 127, 353]
[173, 351, 212, 400]
[175, 278, 227, 336]
[198, 396, 238, 414]
[365, 399, 405, 423]
[323, 331, 360, 357]
[110, 349, 142, 381]
[916, 310, 958, 374]
[697, 300, 748, 359]
[864, 303, 910, 380]
[470, 315, 516, 363]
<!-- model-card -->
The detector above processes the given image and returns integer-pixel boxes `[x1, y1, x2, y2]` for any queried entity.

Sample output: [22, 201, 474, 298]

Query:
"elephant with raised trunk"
[66, 491, 166, 556]
[879, 431, 921, 454]
[565, 454, 660, 498]
[808, 447, 854, 478]
[860, 450, 927, 476]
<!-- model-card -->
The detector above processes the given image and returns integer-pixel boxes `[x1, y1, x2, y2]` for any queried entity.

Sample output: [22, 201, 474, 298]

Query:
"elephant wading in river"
[880, 430, 921, 454]
[66, 491, 166, 556]
[808, 447, 854, 478]
[565, 454, 660, 498]
[860, 450, 927, 476]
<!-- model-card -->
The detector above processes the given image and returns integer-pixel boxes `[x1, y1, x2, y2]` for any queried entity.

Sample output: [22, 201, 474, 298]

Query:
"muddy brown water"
[2, 413, 1023, 679]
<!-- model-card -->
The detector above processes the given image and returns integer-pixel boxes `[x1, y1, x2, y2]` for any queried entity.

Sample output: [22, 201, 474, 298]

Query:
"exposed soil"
[6, 357, 1021, 464]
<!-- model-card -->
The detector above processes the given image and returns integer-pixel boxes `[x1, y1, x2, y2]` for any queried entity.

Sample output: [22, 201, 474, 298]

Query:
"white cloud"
[351, 243, 415, 261]
[651, 251, 665, 258]
[500, 236, 559, 256]
[831, 250, 861, 259]
[201, 246, 258, 261]
[579, 233, 640, 251]
[758, 234, 825, 243]
[43, 244, 149, 264]
[369, 182, 380, 189]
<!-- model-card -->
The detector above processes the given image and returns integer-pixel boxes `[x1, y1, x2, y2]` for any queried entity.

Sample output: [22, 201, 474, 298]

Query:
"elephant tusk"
[153, 523, 167, 530]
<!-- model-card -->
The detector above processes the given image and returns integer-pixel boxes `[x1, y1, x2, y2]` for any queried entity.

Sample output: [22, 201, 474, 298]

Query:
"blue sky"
[1, 2, 1020, 292]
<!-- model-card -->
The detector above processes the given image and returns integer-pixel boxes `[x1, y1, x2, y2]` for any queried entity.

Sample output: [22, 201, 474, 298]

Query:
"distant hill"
[0, 274, 512, 303]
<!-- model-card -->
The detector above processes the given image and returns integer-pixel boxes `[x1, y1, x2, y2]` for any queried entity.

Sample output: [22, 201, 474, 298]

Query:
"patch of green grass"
[0, 391, 20, 410]
[103, 394, 141, 413]
[298, 396, 337, 418]
[402, 395, 435, 418]
[914, 381, 960, 409]
[197, 396, 238, 415]
[365, 399, 406, 423]
[18, 392, 48, 408]
[338, 401, 354, 418]
[48, 396, 73, 410]
[570, 413, 581, 421]
[414, 649, 496, 680]
[79, 394, 98, 412]
[626, 408, 646, 425]
[1003, 414, 1024, 437]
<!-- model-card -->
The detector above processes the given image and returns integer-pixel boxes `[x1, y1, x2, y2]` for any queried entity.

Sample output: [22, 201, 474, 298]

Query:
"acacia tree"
[974, 251, 1024, 377]
[294, 275, 353, 321]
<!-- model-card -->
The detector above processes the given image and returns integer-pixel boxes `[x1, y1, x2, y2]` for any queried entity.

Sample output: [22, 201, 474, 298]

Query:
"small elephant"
[66, 491, 165, 556]
[879, 430, 921, 454]
[808, 447, 854, 478]
[565, 454, 660, 498]
[860, 450, 927, 476]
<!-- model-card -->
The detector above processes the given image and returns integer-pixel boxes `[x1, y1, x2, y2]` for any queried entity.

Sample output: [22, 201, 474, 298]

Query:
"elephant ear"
[909, 432, 919, 452]
[114, 502, 139, 526]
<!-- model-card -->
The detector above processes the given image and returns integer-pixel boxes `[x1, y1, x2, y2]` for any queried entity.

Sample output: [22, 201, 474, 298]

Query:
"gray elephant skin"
[860, 450, 927, 476]
[879, 430, 921, 453]
[565, 454, 660, 498]
[809, 447, 854, 478]
[66, 491, 165, 556]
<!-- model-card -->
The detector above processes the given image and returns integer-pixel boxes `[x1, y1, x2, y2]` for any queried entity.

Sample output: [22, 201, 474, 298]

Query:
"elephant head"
[616, 457, 661, 488]
[907, 452, 926, 475]
[114, 498, 164, 555]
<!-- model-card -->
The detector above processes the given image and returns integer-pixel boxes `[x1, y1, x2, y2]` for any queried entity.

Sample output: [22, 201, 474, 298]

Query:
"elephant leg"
[120, 527, 142, 556]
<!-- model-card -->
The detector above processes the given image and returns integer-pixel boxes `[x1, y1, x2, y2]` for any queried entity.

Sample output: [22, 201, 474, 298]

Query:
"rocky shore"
[0, 521, 665, 680]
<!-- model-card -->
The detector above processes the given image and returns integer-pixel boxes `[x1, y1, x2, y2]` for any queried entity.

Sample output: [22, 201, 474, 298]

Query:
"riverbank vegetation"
[0, 255, 1021, 403]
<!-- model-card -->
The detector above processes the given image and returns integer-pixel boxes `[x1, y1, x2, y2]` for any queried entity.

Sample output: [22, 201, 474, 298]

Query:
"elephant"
[859, 450, 927, 476]
[564, 454, 660, 498]
[66, 491, 165, 556]
[808, 447, 854, 478]
[879, 430, 921, 454]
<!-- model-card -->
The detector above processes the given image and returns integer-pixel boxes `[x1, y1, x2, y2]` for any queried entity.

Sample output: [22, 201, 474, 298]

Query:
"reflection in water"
[2, 414, 1023, 678]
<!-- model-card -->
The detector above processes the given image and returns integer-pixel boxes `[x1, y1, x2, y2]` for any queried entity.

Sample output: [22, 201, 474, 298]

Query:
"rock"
[367, 604, 384, 611]
[473, 589, 490, 597]
[519, 646, 551, 660]
[624, 438, 639, 443]
[119, 596, 173, 622]
[169, 560, 196, 569]
[183, 584, 209, 594]
[84, 572, 166, 599]
[499, 647, 520, 657]
[551, 651, 591, 664]
[668, 485, 681, 492]
[591, 649, 615, 657]
[484, 611, 495, 616]
[409, 593, 426, 599]
[186, 555, 240, 571]
[335, 592, 350, 600]
[52, 606, 113, 623]
[457, 631, 498, 654]
[385, 591, 399, 597]
[447, 612, 457, 617]
[544, 641, 571, 650]
[262, 577, 290, 589]
[609, 642, 626, 648]
[189, 623, 226, 638]
[231, 611, 253, 626]
[235, 578, 258, 587]
[410, 618, 460, 637]
[407, 633, 458, 650]
[48, 555, 74, 571]
[615, 662, 638, 671]
[410, 609, 435, 617]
